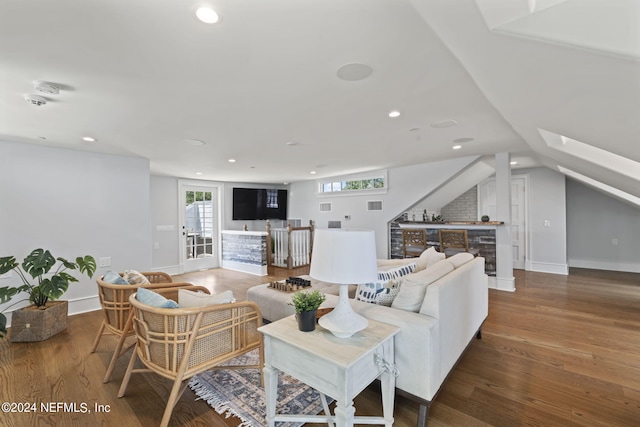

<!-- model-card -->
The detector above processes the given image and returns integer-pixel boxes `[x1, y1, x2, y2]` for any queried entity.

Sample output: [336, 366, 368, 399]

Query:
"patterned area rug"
[188, 349, 331, 427]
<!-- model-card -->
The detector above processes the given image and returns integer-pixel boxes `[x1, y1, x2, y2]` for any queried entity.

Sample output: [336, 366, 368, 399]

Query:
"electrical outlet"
[153, 242, 160, 250]
[99, 257, 111, 267]
[612, 238, 619, 246]
[543, 220, 551, 227]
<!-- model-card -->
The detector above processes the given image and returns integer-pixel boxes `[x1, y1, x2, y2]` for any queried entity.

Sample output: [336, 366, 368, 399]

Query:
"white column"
[495, 152, 515, 291]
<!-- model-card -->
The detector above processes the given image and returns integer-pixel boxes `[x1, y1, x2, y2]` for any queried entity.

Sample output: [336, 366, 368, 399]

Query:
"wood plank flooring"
[1, 267, 639, 426]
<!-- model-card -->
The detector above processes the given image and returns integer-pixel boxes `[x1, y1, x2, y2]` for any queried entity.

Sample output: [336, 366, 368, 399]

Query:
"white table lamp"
[310, 228, 378, 338]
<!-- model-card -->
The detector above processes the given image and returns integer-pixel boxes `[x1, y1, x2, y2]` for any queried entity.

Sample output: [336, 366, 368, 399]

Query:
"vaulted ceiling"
[1, 0, 638, 201]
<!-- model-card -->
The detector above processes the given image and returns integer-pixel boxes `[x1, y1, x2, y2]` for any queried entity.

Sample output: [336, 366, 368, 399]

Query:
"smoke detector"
[33, 81, 60, 95]
[24, 94, 48, 106]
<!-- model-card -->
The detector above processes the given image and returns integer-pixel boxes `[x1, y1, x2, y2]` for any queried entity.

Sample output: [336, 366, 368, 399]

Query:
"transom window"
[318, 172, 386, 194]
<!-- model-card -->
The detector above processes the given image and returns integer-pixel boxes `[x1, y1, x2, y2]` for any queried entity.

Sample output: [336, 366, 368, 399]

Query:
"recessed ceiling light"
[286, 141, 298, 146]
[388, 111, 401, 118]
[453, 137, 474, 143]
[336, 63, 373, 81]
[409, 128, 420, 132]
[196, 7, 219, 24]
[510, 161, 518, 165]
[37, 136, 47, 140]
[452, 145, 462, 150]
[430, 119, 458, 128]
[228, 158, 236, 163]
[196, 172, 203, 175]
[82, 136, 96, 142]
[33, 81, 59, 95]
[310, 171, 317, 175]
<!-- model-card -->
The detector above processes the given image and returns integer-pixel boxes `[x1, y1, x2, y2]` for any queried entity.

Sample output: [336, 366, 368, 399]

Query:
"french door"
[179, 182, 220, 272]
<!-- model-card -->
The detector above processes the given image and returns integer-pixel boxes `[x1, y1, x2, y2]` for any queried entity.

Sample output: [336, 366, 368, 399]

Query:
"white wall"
[519, 167, 568, 274]
[149, 177, 288, 272]
[0, 141, 151, 325]
[289, 156, 480, 258]
[566, 178, 640, 272]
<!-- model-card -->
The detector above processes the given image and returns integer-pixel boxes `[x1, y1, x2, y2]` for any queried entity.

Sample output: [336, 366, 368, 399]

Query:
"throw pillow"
[102, 270, 128, 285]
[377, 262, 417, 282]
[136, 287, 179, 308]
[374, 279, 401, 306]
[123, 270, 151, 285]
[178, 289, 236, 308]
[391, 260, 454, 312]
[417, 247, 446, 270]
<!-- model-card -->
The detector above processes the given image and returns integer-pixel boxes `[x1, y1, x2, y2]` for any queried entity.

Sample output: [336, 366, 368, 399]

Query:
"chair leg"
[161, 379, 189, 427]
[104, 310, 135, 383]
[417, 403, 429, 427]
[117, 345, 138, 398]
[90, 321, 106, 353]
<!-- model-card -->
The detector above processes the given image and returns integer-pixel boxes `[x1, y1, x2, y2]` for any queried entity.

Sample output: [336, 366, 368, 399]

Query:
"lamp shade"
[310, 228, 378, 284]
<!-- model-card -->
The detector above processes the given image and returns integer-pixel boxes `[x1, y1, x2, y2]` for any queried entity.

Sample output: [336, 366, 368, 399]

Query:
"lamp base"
[318, 284, 368, 338]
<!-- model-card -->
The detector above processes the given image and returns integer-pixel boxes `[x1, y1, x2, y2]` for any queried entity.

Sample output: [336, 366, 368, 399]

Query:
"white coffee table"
[259, 316, 399, 427]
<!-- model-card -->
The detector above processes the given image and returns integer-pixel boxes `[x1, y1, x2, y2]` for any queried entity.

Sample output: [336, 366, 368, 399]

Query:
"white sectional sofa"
[247, 248, 488, 426]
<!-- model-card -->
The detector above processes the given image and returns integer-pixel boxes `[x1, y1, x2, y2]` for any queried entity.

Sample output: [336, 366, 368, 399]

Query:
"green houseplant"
[0, 248, 96, 340]
[289, 290, 326, 332]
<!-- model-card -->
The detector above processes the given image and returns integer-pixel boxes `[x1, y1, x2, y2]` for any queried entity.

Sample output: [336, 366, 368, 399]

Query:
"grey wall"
[566, 178, 640, 272]
[0, 141, 151, 324]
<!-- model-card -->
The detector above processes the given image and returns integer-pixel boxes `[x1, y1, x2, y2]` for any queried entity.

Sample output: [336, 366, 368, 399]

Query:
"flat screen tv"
[232, 188, 288, 220]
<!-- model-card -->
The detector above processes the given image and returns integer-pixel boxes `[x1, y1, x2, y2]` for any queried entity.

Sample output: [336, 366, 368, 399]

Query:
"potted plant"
[0, 248, 96, 342]
[289, 290, 326, 332]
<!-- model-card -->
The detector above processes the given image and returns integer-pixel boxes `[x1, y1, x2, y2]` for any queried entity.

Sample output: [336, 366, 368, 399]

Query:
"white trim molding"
[568, 259, 640, 274]
[527, 261, 569, 275]
[489, 276, 516, 292]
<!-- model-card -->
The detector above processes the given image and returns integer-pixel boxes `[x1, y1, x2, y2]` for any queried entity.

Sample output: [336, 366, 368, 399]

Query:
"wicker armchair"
[118, 290, 263, 427]
[91, 272, 202, 383]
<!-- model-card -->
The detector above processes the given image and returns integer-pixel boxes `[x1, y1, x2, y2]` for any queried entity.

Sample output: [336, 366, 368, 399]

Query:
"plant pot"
[10, 300, 68, 342]
[295, 310, 317, 332]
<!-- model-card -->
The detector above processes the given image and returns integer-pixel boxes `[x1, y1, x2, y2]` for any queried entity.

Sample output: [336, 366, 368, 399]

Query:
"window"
[318, 172, 387, 194]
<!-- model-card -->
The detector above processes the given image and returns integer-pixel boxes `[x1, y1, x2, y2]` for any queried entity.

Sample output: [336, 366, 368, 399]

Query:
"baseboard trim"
[568, 259, 640, 273]
[528, 261, 569, 275]
[151, 265, 181, 276]
[488, 276, 516, 292]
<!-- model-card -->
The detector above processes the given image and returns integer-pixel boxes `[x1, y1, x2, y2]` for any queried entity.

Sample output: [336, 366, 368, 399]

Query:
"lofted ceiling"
[1, 1, 638, 200]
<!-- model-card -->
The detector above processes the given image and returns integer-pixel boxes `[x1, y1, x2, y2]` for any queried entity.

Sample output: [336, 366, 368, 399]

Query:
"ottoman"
[247, 275, 355, 322]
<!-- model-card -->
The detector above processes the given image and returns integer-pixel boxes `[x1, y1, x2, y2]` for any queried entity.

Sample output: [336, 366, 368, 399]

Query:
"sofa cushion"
[136, 287, 179, 308]
[391, 260, 454, 312]
[178, 289, 235, 308]
[123, 269, 150, 285]
[447, 252, 475, 268]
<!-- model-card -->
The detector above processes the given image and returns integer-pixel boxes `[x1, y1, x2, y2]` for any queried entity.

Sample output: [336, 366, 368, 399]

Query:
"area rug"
[188, 349, 331, 427]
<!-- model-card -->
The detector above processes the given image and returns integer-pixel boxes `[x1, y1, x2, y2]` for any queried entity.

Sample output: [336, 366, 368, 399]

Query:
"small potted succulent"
[0, 248, 96, 341]
[289, 290, 326, 332]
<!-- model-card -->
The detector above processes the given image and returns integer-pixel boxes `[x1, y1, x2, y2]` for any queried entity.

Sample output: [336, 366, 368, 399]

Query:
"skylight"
[558, 166, 640, 208]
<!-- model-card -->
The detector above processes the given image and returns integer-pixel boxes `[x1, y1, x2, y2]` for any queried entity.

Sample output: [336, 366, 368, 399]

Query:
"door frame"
[177, 179, 224, 273]
[477, 174, 530, 270]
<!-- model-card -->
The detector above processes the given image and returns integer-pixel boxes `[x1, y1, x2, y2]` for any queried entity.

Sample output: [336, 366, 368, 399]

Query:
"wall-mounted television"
[232, 188, 288, 220]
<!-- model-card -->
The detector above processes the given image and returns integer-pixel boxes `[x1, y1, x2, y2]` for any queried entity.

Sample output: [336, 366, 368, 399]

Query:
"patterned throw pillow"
[178, 289, 236, 308]
[123, 270, 151, 285]
[356, 262, 416, 305]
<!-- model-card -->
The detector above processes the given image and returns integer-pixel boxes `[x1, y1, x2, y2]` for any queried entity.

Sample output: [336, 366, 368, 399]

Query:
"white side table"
[259, 316, 399, 427]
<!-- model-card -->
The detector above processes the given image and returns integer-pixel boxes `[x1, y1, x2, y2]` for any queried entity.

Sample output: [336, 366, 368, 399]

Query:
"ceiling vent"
[367, 200, 383, 212]
[319, 202, 332, 212]
[24, 94, 47, 106]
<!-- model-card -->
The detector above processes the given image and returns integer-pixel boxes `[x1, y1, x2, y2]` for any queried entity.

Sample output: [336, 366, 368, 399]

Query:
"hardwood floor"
[1, 267, 639, 426]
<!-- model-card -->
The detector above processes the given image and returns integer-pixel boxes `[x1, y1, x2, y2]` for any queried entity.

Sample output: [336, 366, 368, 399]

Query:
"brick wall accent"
[441, 186, 478, 222]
